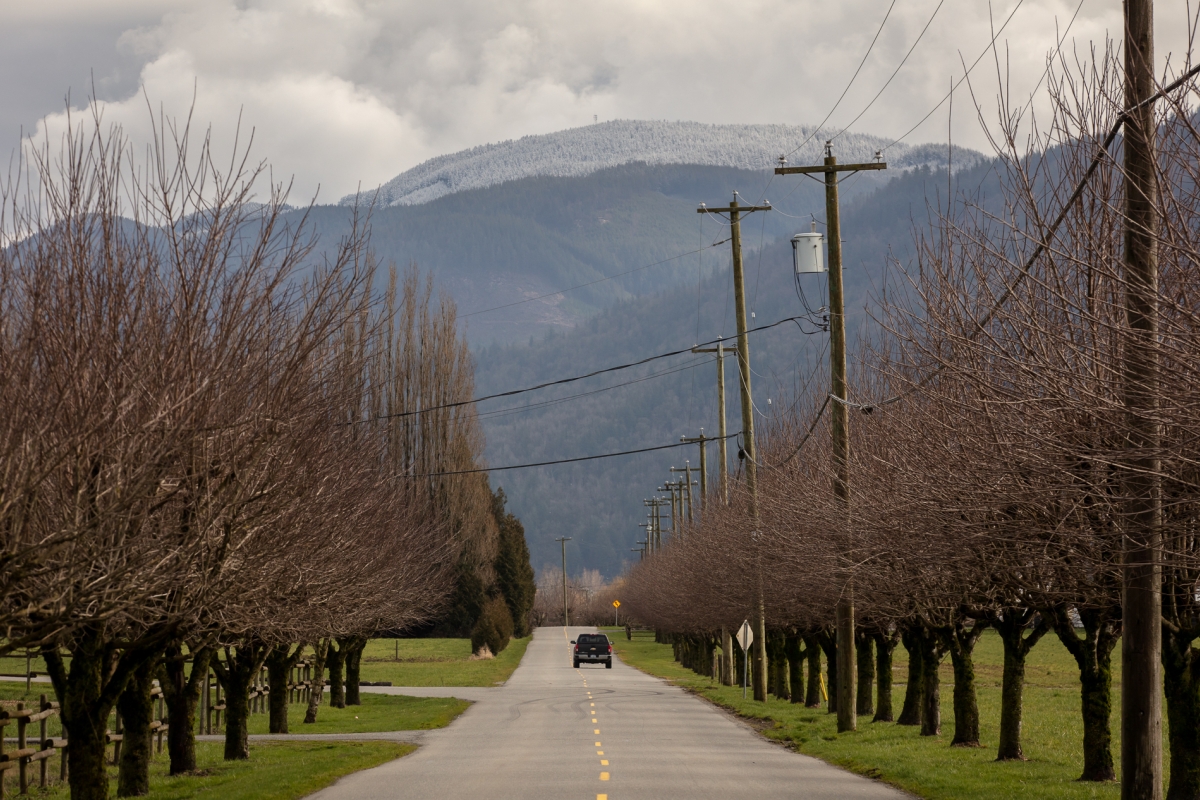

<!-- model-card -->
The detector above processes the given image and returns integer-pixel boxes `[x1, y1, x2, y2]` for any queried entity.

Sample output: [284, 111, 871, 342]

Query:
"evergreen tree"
[492, 488, 537, 637]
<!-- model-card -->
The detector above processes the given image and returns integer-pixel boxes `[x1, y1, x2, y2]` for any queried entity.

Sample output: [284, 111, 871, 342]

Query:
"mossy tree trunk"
[304, 639, 332, 724]
[116, 655, 161, 796]
[816, 629, 837, 714]
[990, 608, 1047, 761]
[43, 625, 161, 800]
[897, 625, 925, 726]
[803, 634, 822, 707]
[873, 627, 898, 722]
[265, 643, 305, 733]
[938, 617, 988, 747]
[211, 641, 269, 761]
[856, 627, 874, 716]
[1048, 605, 1118, 781]
[340, 636, 367, 706]
[327, 640, 346, 708]
[917, 626, 945, 737]
[1162, 565, 1200, 800]
[160, 642, 211, 775]
[785, 634, 806, 704]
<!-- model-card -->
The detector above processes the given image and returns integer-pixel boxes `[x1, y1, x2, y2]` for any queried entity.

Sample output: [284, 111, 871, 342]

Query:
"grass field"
[1, 740, 411, 800]
[246, 692, 468, 734]
[358, 636, 530, 687]
[607, 628, 1171, 799]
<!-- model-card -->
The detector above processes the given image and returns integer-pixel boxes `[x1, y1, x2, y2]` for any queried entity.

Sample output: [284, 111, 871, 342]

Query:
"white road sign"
[736, 620, 754, 652]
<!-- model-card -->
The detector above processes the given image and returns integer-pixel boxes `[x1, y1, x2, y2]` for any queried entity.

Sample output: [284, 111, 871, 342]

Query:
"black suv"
[572, 633, 613, 668]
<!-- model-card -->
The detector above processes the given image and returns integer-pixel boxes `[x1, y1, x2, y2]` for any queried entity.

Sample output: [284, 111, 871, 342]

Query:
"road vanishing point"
[309, 626, 907, 800]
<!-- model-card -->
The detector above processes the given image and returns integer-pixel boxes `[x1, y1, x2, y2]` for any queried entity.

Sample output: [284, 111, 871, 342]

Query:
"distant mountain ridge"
[342, 119, 985, 207]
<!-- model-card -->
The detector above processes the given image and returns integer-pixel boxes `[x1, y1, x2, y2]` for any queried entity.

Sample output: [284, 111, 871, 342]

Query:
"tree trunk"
[327, 641, 346, 709]
[1163, 625, 1200, 800]
[161, 643, 211, 775]
[116, 656, 159, 796]
[265, 644, 304, 734]
[856, 629, 874, 716]
[803, 635, 822, 707]
[305, 639, 332, 724]
[1049, 606, 1118, 782]
[45, 639, 113, 800]
[785, 635, 805, 704]
[341, 636, 366, 706]
[211, 642, 268, 762]
[935, 618, 987, 747]
[897, 627, 924, 726]
[816, 630, 837, 714]
[992, 610, 1047, 761]
[721, 628, 734, 686]
[918, 629, 943, 737]
[873, 629, 897, 723]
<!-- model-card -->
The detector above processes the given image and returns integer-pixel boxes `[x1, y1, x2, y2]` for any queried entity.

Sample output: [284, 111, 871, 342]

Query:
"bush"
[471, 597, 515, 656]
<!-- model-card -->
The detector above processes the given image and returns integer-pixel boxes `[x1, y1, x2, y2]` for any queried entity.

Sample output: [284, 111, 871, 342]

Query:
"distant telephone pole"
[776, 146, 886, 732]
[670, 464, 697, 525]
[698, 192, 772, 701]
[680, 432, 710, 512]
[556, 537, 572, 627]
[692, 341, 735, 504]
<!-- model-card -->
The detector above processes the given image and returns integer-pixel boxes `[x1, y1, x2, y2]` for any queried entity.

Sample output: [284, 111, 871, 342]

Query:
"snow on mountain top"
[341, 120, 985, 207]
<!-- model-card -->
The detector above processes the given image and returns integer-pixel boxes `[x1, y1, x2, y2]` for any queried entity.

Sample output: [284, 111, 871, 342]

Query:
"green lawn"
[607, 628, 1167, 800]
[2, 740, 410, 799]
[359, 636, 530, 687]
[247, 692, 468, 734]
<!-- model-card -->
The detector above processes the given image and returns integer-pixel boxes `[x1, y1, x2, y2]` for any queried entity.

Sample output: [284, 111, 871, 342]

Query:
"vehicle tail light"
[607, 645, 613, 654]
[574, 644, 579, 652]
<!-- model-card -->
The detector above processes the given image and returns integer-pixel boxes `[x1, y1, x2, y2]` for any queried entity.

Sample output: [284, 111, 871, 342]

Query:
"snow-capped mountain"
[341, 120, 985, 207]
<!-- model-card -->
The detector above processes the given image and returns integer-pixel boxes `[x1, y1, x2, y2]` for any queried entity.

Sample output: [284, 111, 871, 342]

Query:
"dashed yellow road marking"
[595, 741, 601, 746]
[598, 795, 607, 800]
[594, 729, 600, 734]
[600, 772, 610, 781]
[601, 759, 609, 766]
[592, 717, 597, 723]
[597, 751, 604, 755]
[590, 702, 595, 706]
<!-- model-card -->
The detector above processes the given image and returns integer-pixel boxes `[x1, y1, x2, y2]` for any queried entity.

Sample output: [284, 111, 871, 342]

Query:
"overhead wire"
[364, 314, 811, 422]
[400, 432, 741, 478]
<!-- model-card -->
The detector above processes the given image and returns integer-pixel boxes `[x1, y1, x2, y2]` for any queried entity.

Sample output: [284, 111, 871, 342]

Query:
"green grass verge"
[246, 692, 468, 734]
[2, 740, 410, 799]
[607, 628, 1165, 800]
[359, 636, 530, 687]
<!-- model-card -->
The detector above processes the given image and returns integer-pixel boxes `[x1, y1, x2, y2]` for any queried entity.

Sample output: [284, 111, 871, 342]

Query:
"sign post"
[735, 620, 755, 699]
[612, 600, 621, 627]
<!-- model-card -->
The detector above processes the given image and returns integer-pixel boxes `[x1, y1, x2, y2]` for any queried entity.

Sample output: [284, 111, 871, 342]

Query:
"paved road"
[308, 627, 907, 800]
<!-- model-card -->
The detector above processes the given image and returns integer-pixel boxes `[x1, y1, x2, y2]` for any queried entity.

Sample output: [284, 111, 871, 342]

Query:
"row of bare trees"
[621, 48, 1200, 797]
[0, 111, 489, 799]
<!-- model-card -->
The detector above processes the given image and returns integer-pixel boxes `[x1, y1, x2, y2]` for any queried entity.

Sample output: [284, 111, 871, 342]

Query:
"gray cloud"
[2, 0, 1192, 201]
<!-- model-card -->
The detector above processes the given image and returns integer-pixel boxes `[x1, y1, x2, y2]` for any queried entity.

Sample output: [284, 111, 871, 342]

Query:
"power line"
[400, 431, 740, 477]
[364, 314, 808, 422]
[832, 0, 947, 143]
[460, 239, 729, 319]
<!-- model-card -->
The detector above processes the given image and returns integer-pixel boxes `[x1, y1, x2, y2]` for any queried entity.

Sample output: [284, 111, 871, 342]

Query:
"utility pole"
[699, 192, 772, 700]
[680, 431, 709, 511]
[692, 341, 735, 504]
[777, 146, 886, 732]
[556, 537, 572, 628]
[1120, 0, 1161, 796]
[670, 464, 696, 525]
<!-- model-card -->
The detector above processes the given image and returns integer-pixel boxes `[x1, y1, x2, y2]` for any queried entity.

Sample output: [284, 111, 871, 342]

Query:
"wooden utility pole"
[671, 464, 696, 525]
[776, 147, 886, 732]
[692, 343, 735, 504]
[680, 431, 710, 511]
[699, 192, 772, 700]
[556, 537, 572, 627]
[1120, 0, 1162, 796]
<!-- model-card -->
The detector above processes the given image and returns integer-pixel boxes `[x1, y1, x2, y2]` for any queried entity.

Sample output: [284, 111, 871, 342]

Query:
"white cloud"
[7, 0, 1195, 201]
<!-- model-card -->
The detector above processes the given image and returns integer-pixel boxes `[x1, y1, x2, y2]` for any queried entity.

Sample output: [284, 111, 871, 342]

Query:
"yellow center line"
[601, 759, 609, 766]
[594, 729, 600, 734]
[595, 742, 602, 747]
[597, 751, 604, 756]
[600, 772, 610, 781]
[598, 795, 608, 800]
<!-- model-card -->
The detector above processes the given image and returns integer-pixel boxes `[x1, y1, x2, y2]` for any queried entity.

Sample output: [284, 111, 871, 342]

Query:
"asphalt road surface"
[308, 626, 907, 800]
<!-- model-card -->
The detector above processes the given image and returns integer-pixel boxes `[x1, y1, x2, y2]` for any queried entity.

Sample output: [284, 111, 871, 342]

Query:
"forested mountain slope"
[473, 158, 1003, 578]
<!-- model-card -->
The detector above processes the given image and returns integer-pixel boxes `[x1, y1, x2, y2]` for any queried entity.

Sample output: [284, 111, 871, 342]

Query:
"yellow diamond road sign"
[612, 600, 620, 608]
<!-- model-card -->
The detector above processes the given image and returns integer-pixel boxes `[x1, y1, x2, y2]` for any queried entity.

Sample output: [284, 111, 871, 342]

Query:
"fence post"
[17, 702, 27, 794]
[112, 710, 122, 766]
[38, 695, 48, 789]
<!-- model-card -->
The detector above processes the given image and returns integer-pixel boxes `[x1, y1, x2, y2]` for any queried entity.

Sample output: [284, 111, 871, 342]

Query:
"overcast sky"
[2, 1, 1194, 202]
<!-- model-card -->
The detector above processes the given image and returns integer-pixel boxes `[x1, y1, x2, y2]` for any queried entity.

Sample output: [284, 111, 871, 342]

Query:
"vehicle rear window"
[577, 634, 608, 644]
